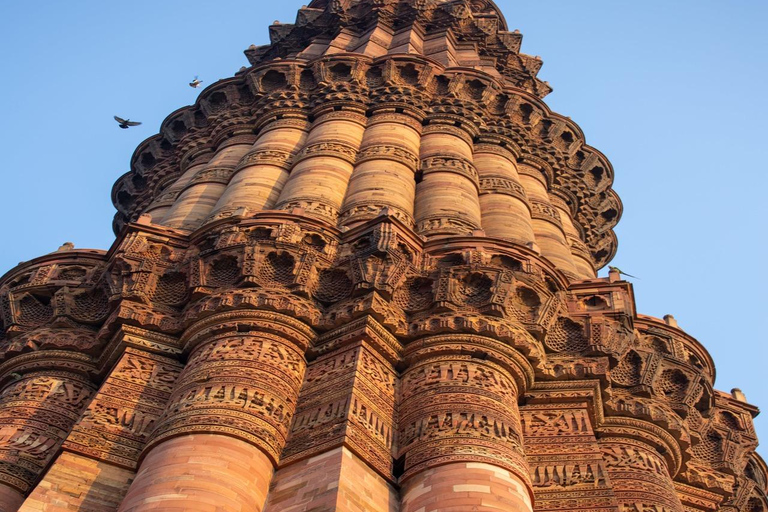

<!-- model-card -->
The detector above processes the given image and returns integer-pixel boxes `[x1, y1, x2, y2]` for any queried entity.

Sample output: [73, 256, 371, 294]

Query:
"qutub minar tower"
[0, 1, 764, 511]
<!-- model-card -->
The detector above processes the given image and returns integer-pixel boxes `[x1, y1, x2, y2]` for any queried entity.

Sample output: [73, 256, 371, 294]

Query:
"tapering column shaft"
[117, 312, 311, 512]
[0, 367, 95, 509]
[275, 109, 367, 225]
[474, 141, 536, 246]
[209, 117, 310, 220]
[398, 335, 533, 512]
[339, 110, 422, 229]
[401, 463, 533, 512]
[144, 153, 212, 223]
[119, 435, 273, 512]
[518, 166, 578, 277]
[162, 137, 255, 230]
[414, 123, 482, 237]
[550, 195, 596, 279]
[20, 347, 182, 512]
[600, 436, 684, 512]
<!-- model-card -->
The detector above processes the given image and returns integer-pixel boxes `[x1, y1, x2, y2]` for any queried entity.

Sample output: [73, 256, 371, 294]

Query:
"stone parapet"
[0, 1, 764, 511]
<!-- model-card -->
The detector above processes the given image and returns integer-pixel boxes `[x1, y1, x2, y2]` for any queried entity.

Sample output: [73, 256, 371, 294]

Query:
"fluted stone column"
[398, 335, 533, 512]
[414, 121, 483, 238]
[474, 136, 536, 246]
[550, 193, 596, 279]
[518, 163, 579, 278]
[0, 353, 95, 512]
[19, 334, 183, 512]
[144, 149, 213, 224]
[117, 311, 313, 512]
[208, 116, 310, 221]
[162, 134, 256, 230]
[339, 109, 423, 229]
[275, 107, 367, 226]
[599, 421, 685, 512]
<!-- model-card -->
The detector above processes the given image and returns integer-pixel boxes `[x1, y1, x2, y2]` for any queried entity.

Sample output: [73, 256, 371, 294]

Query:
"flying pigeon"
[609, 266, 639, 279]
[189, 76, 203, 88]
[114, 116, 142, 129]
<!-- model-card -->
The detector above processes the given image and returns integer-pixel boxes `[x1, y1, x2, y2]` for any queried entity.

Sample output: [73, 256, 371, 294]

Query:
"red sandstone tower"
[0, 1, 765, 511]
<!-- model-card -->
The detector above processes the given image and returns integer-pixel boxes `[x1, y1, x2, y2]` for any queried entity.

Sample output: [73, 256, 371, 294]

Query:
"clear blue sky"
[1, 1, 766, 451]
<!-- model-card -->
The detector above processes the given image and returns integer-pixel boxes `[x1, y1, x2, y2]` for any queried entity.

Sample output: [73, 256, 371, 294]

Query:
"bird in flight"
[609, 266, 639, 279]
[114, 116, 142, 129]
[189, 76, 203, 88]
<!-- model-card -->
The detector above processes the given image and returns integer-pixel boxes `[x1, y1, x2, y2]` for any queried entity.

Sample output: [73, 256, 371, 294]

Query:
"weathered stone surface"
[0, 1, 764, 511]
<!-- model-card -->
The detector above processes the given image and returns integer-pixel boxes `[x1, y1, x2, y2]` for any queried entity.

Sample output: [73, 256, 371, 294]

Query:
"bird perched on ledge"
[609, 266, 639, 279]
[114, 116, 142, 129]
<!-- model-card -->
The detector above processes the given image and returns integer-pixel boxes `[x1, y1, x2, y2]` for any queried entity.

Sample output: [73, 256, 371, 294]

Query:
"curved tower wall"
[119, 58, 616, 281]
[0, 1, 765, 512]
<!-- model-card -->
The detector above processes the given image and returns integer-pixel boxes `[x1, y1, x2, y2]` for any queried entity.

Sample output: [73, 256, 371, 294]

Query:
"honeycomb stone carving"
[545, 317, 588, 353]
[0, 357, 96, 495]
[259, 252, 296, 287]
[18, 295, 53, 328]
[658, 369, 690, 403]
[207, 255, 240, 287]
[394, 277, 435, 313]
[314, 269, 353, 303]
[71, 288, 110, 323]
[0, 1, 762, 511]
[458, 273, 494, 307]
[613, 350, 644, 387]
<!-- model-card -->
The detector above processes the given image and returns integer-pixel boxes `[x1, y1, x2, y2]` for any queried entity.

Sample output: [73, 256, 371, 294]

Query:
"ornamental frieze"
[420, 155, 480, 185]
[356, 145, 420, 168]
[479, 176, 530, 203]
[235, 148, 295, 171]
[0, 1, 763, 510]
